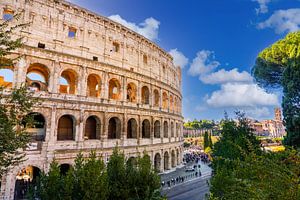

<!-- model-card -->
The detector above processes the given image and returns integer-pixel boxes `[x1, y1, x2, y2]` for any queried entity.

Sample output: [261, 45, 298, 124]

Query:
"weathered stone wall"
[0, 0, 184, 199]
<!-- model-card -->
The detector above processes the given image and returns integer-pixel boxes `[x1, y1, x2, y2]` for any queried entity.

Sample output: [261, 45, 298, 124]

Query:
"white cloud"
[206, 83, 279, 108]
[169, 49, 189, 68]
[257, 9, 300, 34]
[253, 0, 271, 14]
[108, 15, 160, 41]
[200, 68, 253, 85]
[244, 107, 271, 119]
[188, 50, 220, 76]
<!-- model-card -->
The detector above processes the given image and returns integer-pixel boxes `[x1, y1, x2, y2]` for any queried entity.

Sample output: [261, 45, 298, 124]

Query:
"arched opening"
[174, 97, 178, 112]
[171, 122, 175, 138]
[87, 74, 101, 97]
[154, 153, 161, 172]
[0, 68, 13, 88]
[26, 63, 49, 92]
[162, 92, 168, 109]
[153, 89, 159, 107]
[23, 113, 46, 141]
[142, 119, 151, 138]
[14, 166, 41, 200]
[170, 95, 174, 111]
[171, 150, 176, 167]
[108, 117, 121, 139]
[57, 115, 75, 141]
[109, 78, 121, 100]
[141, 86, 150, 104]
[164, 121, 168, 138]
[127, 118, 137, 139]
[85, 116, 100, 140]
[164, 152, 169, 171]
[60, 164, 71, 176]
[127, 83, 137, 103]
[59, 69, 77, 94]
[154, 120, 160, 138]
[176, 123, 180, 138]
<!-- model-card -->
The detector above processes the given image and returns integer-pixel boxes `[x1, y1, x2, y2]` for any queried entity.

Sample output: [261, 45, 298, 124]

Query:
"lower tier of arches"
[0, 144, 183, 200]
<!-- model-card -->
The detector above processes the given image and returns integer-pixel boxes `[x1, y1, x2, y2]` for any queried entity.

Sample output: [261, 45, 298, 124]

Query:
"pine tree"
[208, 132, 213, 148]
[253, 31, 300, 147]
[204, 131, 209, 150]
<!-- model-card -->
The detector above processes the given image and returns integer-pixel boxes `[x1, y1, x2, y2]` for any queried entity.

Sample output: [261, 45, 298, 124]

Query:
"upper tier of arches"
[0, 60, 182, 114]
[0, 1, 182, 91]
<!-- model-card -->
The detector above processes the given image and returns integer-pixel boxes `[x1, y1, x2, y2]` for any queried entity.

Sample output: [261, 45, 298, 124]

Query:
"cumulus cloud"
[108, 15, 160, 41]
[257, 9, 300, 34]
[188, 50, 220, 76]
[244, 107, 271, 119]
[206, 83, 279, 108]
[253, 0, 271, 14]
[169, 49, 189, 68]
[200, 68, 253, 85]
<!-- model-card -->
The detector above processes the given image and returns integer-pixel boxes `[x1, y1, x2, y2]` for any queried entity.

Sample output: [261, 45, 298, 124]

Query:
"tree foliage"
[30, 149, 163, 200]
[209, 113, 300, 200]
[252, 31, 300, 147]
[184, 119, 216, 130]
[0, 13, 36, 178]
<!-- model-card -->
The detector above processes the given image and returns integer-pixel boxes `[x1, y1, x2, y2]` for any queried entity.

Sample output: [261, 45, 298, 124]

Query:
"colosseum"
[0, 0, 183, 199]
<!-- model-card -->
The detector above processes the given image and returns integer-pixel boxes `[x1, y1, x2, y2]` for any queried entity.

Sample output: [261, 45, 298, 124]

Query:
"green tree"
[252, 31, 300, 147]
[209, 113, 300, 200]
[204, 131, 209, 149]
[128, 153, 161, 200]
[0, 14, 36, 178]
[208, 132, 213, 148]
[107, 149, 128, 200]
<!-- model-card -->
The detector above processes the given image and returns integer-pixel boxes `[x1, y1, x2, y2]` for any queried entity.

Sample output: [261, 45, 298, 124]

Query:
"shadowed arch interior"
[164, 121, 168, 138]
[108, 117, 121, 139]
[127, 118, 137, 139]
[164, 151, 169, 171]
[142, 119, 151, 138]
[57, 115, 75, 141]
[141, 86, 150, 104]
[85, 116, 101, 139]
[154, 120, 160, 138]
[154, 153, 161, 172]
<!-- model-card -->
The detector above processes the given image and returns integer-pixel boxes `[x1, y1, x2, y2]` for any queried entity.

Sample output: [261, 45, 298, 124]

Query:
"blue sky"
[63, 1, 300, 120]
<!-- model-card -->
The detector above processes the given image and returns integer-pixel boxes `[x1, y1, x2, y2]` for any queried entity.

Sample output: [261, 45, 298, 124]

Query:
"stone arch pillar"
[15, 58, 27, 88]
[102, 73, 108, 99]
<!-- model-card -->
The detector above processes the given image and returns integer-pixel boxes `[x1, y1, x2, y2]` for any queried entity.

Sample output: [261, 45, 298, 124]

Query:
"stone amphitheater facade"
[0, 0, 183, 198]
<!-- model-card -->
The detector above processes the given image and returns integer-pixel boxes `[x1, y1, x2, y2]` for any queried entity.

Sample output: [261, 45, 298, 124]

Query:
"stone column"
[122, 76, 126, 102]
[49, 106, 57, 143]
[78, 110, 85, 142]
[15, 57, 27, 88]
[102, 73, 109, 100]
[51, 61, 60, 93]
[78, 66, 87, 96]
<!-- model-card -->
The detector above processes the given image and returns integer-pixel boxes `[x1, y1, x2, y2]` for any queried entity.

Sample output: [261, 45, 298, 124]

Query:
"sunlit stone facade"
[0, 0, 183, 199]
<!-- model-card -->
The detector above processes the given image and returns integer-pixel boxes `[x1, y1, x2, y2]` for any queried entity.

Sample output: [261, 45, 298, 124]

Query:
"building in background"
[250, 108, 286, 138]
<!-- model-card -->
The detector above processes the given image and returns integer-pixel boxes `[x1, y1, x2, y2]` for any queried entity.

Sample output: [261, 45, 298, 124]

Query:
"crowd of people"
[161, 150, 211, 189]
[183, 150, 210, 164]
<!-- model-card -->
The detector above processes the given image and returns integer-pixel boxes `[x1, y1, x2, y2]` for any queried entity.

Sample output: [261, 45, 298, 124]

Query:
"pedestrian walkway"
[160, 161, 211, 190]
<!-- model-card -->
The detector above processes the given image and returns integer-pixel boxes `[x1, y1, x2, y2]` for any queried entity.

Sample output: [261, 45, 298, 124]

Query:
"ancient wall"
[0, 0, 184, 199]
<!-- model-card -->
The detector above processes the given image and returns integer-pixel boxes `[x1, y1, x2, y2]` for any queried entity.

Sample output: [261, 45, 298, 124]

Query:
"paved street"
[163, 174, 211, 200]
[161, 161, 212, 200]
